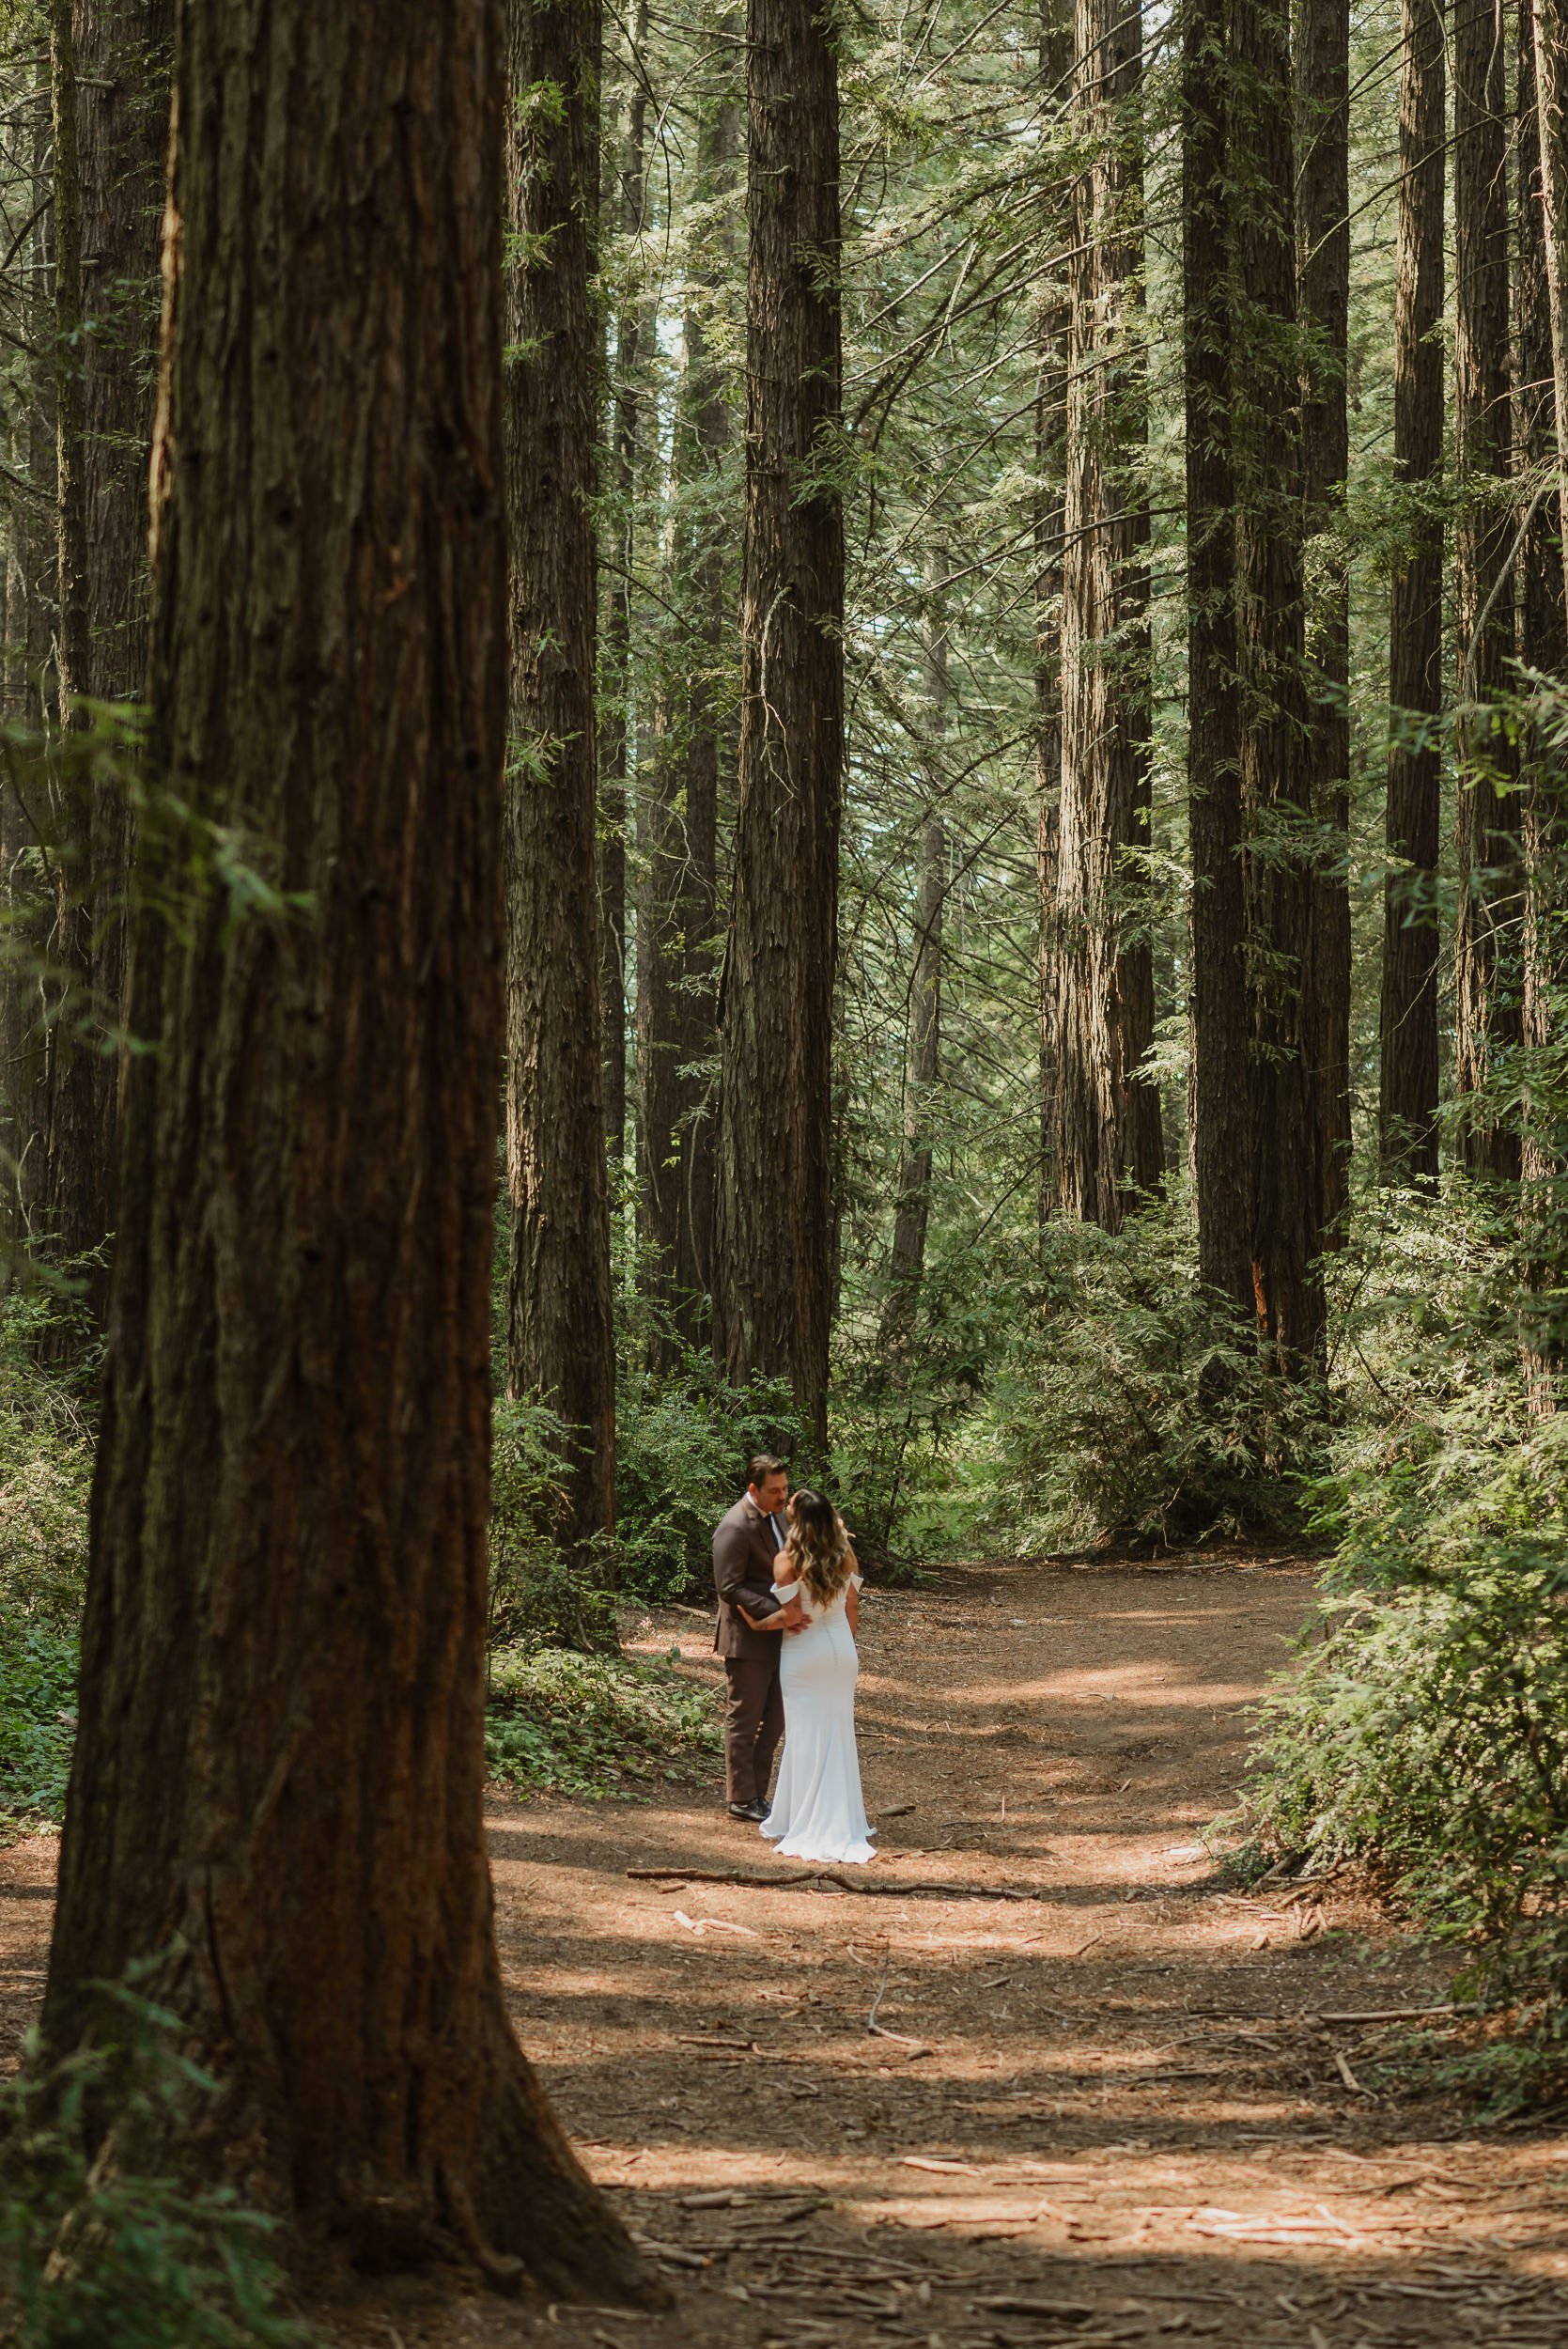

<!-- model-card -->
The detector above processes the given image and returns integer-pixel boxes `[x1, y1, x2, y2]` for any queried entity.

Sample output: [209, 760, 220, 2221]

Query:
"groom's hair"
[747, 1454, 786, 1487]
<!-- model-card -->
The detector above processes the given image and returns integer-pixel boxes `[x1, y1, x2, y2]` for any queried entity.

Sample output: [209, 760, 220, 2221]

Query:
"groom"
[712, 1455, 794, 1821]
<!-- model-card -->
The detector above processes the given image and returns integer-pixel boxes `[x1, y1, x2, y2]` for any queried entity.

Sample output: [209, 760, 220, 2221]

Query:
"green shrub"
[1245, 1191, 1568, 2100]
[0, 1975, 303, 2347]
[975, 1199, 1321, 1552]
[485, 1645, 720, 1797]
[614, 1353, 806, 1601]
[488, 1398, 616, 1651]
[0, 1625, 77, 1836]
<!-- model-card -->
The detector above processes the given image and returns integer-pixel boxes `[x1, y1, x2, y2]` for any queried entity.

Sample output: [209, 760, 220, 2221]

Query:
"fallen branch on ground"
[627, 1866, 1039, 1901]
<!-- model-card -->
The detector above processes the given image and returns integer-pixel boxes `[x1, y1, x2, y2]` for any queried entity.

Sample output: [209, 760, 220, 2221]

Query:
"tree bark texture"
[1234, 0, 1326, 1372]
[1183, 0, 1251, 1316]
[1379, 0, 1445, 1180]
[637, 57, 735, 1355]
[505, 0, 617, 1551]
[880, 550, 946, 1343]
[1034, 0, 1071, 1243]
[715, 0, 843, 1448]
[1296, 0, 1352, 1242]
[1536, 0, 1568, 584]
[598, 1, 652, 1176]
[43, 0, 649, 2299]
[70, 0, 175, 1274]
[1519, 11, 1568, 1388]
[1453, 0, 1521, 1179]
[43, 0, 100, 1276]
[1052, 0, 1162, 1230]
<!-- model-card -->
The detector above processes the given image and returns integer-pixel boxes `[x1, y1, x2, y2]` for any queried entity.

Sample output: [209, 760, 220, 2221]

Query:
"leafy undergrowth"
[0, 1626, 76, 1839]
[485, 1645, 721, 1798]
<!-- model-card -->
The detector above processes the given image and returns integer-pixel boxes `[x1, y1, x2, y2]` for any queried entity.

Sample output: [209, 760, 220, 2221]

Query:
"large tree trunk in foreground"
[715, 0, 843, 1449]
[1234, 0, 1326, 1373]
[1297, 0, 1351, 1243]
[1379, 0, 1445, 1181]
[1183, 0, 1251, 1317]
[1053, 0, 1161, 1230]
[1453, 0, 1521, 1179]
[43, 0, 650, 2297]
[505, 0, 616, 1553]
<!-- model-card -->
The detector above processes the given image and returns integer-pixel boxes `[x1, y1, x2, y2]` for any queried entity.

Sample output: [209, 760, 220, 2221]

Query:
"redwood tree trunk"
[72, 0, 174, 1268]
[714, 0, 843, 1447]
[881, 551, 946, 1343]
[1537, 0, 1568, 583]
[599, 1, 652, 1177]
[1053, 0, 1162, 1229]
[1297, 0, 1352, 1243]
[637, 57, 736, 1355]
[1379, 0, 1445, 1181]
[1183, 0, 1251, 1317]
[505, 0, 617, 1549]
[43, 0, 648, 2298]
[1453, 0, 1521, 1179]
[1234, 0, 1325, 1373]
[1520, 8, 1568, 1388]
[44, 0, 99, 1275]
[1035, 0, 1071, 1241]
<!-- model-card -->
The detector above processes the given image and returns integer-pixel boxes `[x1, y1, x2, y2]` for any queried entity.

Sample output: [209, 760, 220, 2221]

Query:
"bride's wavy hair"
[784, 1488, 850, 1607]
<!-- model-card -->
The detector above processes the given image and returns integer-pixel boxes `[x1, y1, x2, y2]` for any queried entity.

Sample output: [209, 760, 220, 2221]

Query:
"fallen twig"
[671, 1910, 760, 1937]
[1333, 2047, 1371, 2095]
[867, 2021, 932, 2052]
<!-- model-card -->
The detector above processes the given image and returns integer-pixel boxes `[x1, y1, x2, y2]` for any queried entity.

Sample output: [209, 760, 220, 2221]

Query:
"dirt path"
[8, 1557, 1568, 2346]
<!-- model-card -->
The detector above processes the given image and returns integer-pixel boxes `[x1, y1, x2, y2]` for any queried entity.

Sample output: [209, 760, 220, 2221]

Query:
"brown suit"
[712, 1492, 788, 1804]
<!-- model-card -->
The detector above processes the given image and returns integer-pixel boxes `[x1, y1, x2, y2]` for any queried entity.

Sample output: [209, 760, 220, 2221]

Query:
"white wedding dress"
[761, 1571, 876, 1865]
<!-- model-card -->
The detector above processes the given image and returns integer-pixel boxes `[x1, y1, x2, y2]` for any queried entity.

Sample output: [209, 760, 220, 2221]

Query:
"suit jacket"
[712, 1493, 787, 1661]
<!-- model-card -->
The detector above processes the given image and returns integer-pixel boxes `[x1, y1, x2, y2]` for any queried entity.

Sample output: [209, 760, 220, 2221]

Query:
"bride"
[740, 1487, 876, 1866]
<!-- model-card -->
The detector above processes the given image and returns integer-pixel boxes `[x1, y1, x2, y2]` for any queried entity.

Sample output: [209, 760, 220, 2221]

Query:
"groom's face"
[753, 1471, 789, 1517]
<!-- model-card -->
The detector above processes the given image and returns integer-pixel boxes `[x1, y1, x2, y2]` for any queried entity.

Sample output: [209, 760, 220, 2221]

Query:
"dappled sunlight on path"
[7, 1556, 1568, 2347]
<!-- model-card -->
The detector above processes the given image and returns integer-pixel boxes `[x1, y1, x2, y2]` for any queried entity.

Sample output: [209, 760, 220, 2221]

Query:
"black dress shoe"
[727, 1798, 768, 1822]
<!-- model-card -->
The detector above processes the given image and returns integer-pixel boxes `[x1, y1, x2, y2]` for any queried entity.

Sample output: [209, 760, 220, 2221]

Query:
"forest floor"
[7, 1555, 1568, 2347]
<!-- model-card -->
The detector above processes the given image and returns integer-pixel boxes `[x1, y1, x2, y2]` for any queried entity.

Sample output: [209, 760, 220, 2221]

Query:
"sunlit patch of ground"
[7, 1558, 1568, 2347]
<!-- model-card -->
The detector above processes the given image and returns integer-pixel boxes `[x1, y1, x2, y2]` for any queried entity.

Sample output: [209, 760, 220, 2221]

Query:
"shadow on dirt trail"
[8, 1557, 1568, 2348]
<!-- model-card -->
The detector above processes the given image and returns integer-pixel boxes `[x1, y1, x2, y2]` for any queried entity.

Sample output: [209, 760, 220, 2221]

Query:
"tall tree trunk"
[637, 49, 736, 1355]
[880, 548, 946, 1344]
[1297, 0, 1352, 1243]
[1453, 0, 1521, 1178]
[1234, 0, 1326, 1373]
[714, 0, 843, 1449]
[1379, 0, 1446, 1181]
[73, 0, 175, 1272]
[43, 0, 99, 1277]
[505, 0, 617, 1553]
[1054, 0, 1162, 1229]
[599, 0, 652, 1178]
[1519, 8, 1568, 1392]
[1035, 0, 1071, 1245]
[1184, 0, 1251, 1316]
[1536, 0, 1568, 583]
[42, 0, 650, 2298]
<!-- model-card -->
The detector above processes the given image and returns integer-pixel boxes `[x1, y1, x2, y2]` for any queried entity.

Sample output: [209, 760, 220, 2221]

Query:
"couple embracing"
[710, 1455, 877, 1865]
